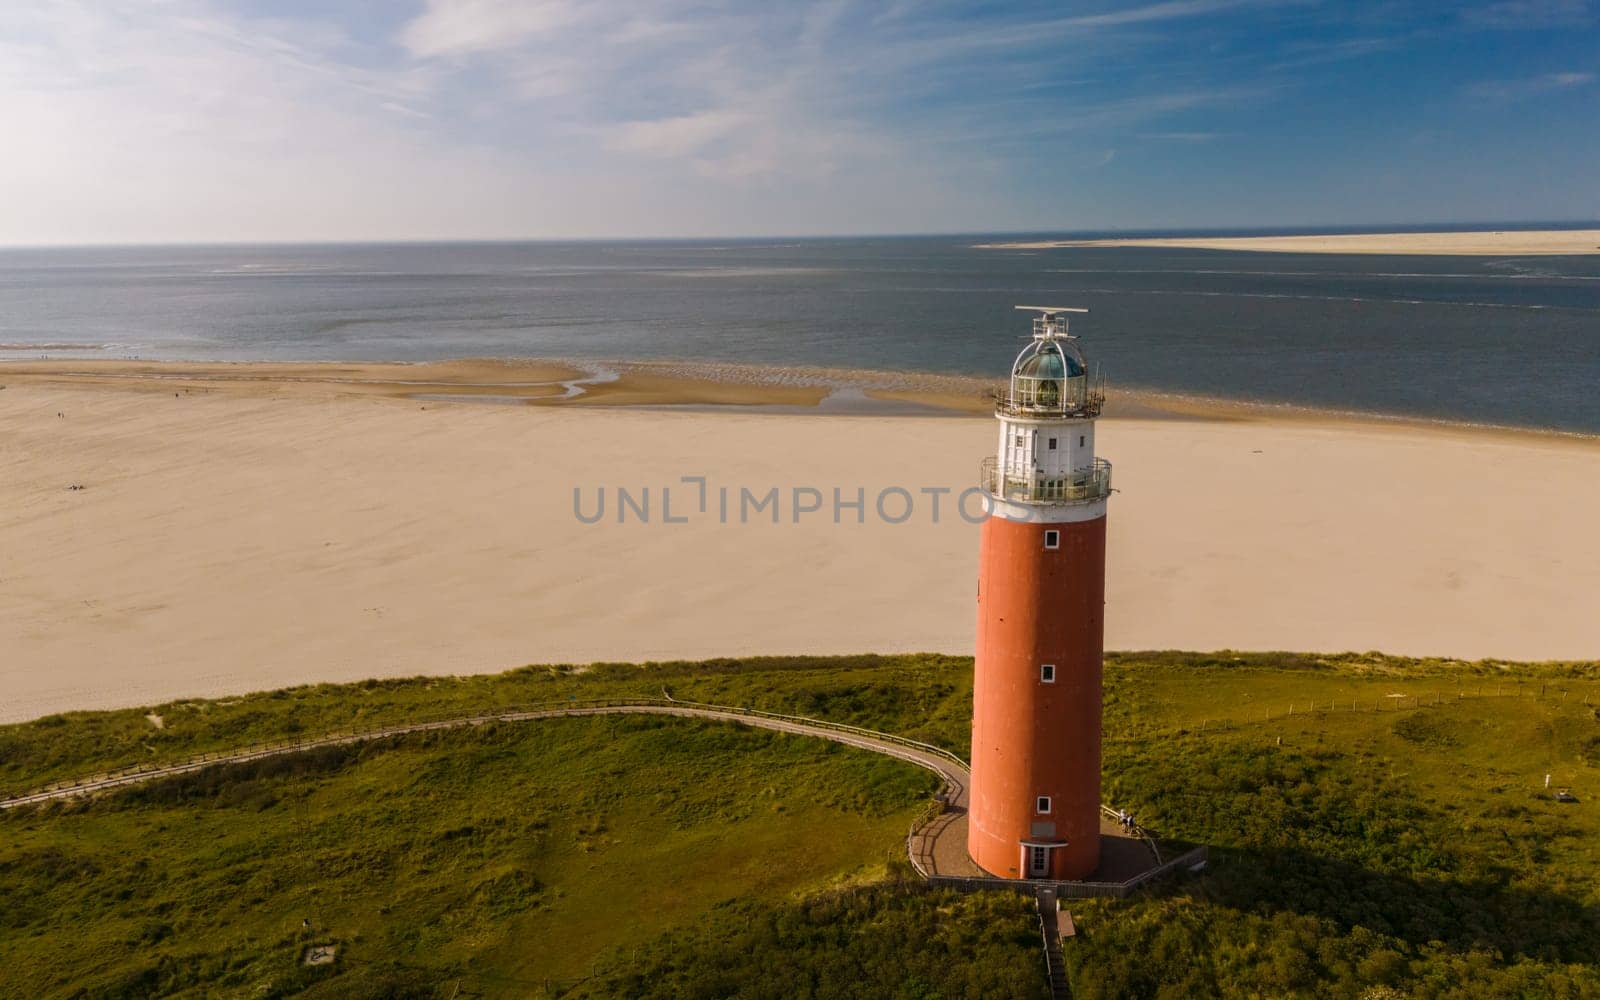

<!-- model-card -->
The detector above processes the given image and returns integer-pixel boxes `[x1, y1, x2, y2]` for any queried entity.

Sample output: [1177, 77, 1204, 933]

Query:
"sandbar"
[976, 229, 1600, 255]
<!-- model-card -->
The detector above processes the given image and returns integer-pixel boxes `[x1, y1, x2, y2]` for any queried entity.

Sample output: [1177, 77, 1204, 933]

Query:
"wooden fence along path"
[3, 695, 1203, 897]
[14, 679, 1555, 809]
[0, 696, 967, 812]
[1036, 886, 1071, 1000]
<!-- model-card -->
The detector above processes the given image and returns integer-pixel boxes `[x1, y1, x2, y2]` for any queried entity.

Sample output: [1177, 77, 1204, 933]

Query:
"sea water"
[1, 236, 1597, 432]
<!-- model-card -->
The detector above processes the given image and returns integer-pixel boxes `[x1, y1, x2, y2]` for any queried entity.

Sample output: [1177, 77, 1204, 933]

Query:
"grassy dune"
[3, 652, 1599, 998]
[1086, 659, 1600, 998]
[2, 716, 953, 997]
[0, 654, 974, 797]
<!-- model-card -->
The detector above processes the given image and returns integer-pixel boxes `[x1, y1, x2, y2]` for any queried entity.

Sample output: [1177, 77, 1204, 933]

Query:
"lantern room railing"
[995, 372, 1105, 419]
[980, 457, 1112, 504]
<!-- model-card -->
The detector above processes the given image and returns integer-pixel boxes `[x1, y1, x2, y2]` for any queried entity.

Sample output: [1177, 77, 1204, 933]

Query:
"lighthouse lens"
[1017, 344, 1067, 380]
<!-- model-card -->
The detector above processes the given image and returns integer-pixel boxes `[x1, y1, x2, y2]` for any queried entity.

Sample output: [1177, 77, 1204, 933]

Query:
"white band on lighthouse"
[978, 306, 1112, 527]
[986, 496, 1108, 524]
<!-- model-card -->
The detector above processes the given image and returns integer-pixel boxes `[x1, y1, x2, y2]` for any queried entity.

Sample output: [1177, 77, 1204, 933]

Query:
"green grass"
[0, 654, 975, 797]
[1, 715, 942, 998]
[4, 651, 1600, 998]
[570, 882, 1048, 1000]
[1083, 655, 1600, 999]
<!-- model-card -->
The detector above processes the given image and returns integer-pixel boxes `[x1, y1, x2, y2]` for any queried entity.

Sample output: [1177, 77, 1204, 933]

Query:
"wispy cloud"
[2, 0, 1595, 242]
[919, 85, 1274, 151]
[1056, 0, 1306, 29]
[395, 0, 1293, 182]
[1263, 35, 1402, 72]
[1143, 131, 1226, 141]
[866, 0, 1306, 65]
[609, 109, 751, 159]
[1461, 0, 1595, 29]
[1466, 70, 1596, 100]
[399, 0, 585, 57]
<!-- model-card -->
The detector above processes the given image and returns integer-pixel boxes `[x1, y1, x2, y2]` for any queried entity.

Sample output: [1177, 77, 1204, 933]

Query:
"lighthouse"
[969, 306, 1112, 881]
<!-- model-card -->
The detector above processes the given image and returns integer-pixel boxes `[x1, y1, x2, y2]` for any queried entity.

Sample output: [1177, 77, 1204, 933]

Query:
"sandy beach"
[2, 361, 1598, 723]
[976, 229, 1600, 254]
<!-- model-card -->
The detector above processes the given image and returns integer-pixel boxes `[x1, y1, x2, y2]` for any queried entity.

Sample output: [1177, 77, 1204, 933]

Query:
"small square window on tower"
[1079, 435, 1086, 447]
[1040, 663, 1056, 683]
[1043, 530, 1060, 550]
[1048, 437, 1057, 450]
[1036, 796, 1052, 814]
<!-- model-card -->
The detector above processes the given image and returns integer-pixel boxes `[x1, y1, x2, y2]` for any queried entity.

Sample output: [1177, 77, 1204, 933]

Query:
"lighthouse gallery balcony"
[981, 456, 1112, 504]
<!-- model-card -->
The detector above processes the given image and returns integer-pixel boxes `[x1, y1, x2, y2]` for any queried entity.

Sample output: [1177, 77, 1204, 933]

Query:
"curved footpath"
[0, 698, 988, 876]
[2, 697, 1185, 892]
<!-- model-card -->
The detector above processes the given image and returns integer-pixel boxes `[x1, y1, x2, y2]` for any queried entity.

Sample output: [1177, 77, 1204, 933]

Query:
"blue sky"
[2, 0, 1596, 242]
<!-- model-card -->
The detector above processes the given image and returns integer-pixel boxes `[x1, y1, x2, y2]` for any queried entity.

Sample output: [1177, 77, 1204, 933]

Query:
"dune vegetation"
[3, 651, 1599, 998]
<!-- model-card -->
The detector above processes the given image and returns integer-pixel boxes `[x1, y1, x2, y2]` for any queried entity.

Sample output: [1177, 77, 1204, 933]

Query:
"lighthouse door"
[1026, 845, 1050, 878]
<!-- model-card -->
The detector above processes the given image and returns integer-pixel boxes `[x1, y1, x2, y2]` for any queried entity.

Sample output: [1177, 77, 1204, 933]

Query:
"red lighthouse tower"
[970, 306, 1112, 881]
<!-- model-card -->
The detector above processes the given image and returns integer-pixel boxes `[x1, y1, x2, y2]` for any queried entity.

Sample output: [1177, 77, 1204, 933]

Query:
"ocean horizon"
[3, 229, 1598, 433]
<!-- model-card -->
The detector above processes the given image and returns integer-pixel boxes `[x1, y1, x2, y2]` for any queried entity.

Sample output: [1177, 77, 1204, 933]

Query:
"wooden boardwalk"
[1036, 886, 1072, 1000]
[3, 697, 1202, 998]
[1, 698, 1167, 889]
[1, 697, 972, 877]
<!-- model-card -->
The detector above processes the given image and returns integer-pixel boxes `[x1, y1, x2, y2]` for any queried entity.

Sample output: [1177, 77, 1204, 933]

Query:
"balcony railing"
[980, 457, 1112, 505]
[994, 372, 1106, 419]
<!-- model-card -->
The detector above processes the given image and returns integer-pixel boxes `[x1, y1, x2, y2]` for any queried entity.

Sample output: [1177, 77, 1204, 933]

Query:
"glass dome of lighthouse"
[1003, 306, 1098, 415]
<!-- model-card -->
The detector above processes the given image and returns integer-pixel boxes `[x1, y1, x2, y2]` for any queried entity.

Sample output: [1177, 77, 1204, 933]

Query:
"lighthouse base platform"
[924, 811, 1163, 882]
[908, 732, 1205, 894]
